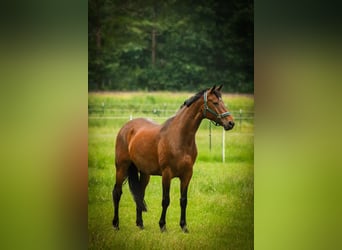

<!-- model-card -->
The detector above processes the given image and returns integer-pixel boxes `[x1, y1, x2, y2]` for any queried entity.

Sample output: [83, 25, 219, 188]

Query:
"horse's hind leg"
[136, 173, 150, 229]
[112, 167, 127, 230]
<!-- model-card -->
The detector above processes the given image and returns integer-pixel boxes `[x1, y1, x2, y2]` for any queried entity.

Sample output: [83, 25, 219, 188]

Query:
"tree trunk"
[96, 27, 102, 49]
[151, 28, 156, 67]
[95, 0, 102, 90]
[95, 26, 102, 90]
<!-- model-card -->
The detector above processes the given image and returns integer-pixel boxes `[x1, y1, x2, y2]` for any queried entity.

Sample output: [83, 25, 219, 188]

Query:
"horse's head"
[203, 85, 235, 131]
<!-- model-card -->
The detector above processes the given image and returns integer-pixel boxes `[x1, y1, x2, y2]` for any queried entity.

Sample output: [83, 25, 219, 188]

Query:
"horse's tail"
[128, 163, 147, 211]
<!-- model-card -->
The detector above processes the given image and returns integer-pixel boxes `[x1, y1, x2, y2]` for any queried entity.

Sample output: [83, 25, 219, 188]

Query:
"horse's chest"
[158, 141, 196, 176]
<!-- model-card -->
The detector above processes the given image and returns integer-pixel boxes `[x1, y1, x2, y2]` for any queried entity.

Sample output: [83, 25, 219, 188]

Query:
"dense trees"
[89, 0, 253, 92]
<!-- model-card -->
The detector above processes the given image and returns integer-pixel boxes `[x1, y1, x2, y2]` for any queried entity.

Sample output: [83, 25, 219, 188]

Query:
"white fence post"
[209, 121, 212, 151]
[239, 109, 242, 131]
[222, 127, 225, 163]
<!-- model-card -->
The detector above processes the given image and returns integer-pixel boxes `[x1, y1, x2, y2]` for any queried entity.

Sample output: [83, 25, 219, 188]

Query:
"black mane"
[181, 88, 221, 108]
[181, 89, 206, 108]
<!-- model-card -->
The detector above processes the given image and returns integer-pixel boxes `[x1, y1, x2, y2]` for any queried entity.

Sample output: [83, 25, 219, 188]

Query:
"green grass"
[88, 92, 254, 249]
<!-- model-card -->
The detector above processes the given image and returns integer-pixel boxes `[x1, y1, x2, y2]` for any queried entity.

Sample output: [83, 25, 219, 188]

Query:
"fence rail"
[89, 103, 253, 123]
[88, 115, 254, 120]
[88, 103, 253, 114]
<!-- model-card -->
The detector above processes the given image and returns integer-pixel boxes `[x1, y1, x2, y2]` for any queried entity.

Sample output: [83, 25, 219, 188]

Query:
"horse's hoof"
[112, 220, 119, 230]
[136, 220, 144, 230]
[160, 225, 167, 233]
[182, 225, 189, 233]
[113, 225, 120, 230]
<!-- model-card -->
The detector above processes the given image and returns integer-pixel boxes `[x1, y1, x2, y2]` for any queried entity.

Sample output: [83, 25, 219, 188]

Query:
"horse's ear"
[216, 84, 223, 92]
[210, 85, 216, 93]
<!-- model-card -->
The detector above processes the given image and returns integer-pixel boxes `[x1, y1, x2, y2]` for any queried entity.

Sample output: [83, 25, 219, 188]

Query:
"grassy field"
[88, 92, 254, 249]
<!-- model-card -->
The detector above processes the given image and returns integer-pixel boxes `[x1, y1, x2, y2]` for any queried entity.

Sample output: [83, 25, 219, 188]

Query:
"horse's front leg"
[159, 170, 171, 232]
[179, 172, 193, 233]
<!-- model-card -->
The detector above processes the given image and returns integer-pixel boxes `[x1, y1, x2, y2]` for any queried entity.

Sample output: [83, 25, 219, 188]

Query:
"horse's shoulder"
[160, 116, 175, 132]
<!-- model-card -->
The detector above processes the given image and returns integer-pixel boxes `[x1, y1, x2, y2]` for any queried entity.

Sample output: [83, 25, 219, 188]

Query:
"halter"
[203, 91, 230, 125]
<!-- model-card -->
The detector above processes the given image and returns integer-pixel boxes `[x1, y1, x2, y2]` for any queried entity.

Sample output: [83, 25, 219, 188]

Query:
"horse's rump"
[115, 118, 161, 175]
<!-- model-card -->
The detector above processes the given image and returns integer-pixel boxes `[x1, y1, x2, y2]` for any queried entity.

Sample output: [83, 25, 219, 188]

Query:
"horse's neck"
[170, 101, 203, 145]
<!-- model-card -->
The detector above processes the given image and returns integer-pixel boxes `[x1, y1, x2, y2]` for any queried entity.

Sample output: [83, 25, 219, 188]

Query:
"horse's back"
[116, 118, 158, 149]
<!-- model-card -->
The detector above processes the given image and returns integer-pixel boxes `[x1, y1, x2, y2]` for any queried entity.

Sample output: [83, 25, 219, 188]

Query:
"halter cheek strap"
[203, 91, 230, 121]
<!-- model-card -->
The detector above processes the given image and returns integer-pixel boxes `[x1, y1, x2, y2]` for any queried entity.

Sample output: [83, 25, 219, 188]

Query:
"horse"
[112, 85, 235, 233]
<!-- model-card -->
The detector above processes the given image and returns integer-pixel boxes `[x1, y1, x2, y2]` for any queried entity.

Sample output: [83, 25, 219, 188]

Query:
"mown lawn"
[88, 92, 254, 249]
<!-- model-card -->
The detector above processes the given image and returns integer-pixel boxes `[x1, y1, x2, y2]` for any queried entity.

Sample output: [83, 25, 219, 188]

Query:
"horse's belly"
[132, 155, 161, 175]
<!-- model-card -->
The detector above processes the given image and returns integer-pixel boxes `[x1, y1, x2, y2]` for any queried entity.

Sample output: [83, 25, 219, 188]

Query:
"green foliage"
[88, 0, 253, 92]
[88, 92, 254, 249]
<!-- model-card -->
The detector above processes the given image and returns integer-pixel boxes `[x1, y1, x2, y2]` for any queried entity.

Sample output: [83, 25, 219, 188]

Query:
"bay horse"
[112, 85, 234, 233]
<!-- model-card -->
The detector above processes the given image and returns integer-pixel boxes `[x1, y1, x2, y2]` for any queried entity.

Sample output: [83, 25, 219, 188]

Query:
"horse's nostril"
[229, 121, 235, 127]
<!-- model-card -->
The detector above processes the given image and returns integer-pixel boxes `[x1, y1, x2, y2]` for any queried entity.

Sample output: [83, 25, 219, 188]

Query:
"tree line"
[89, 0, 253, 92]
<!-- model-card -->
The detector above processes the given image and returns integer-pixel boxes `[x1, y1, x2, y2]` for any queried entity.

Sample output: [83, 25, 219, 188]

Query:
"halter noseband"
[203, 91, 230, 124]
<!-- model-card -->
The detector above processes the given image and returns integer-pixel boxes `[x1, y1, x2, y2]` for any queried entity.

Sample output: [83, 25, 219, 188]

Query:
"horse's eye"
[213, 102, 219, 106]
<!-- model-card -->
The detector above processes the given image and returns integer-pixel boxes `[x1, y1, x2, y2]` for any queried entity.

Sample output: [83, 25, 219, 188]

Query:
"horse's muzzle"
[224, 121, 235, 131]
